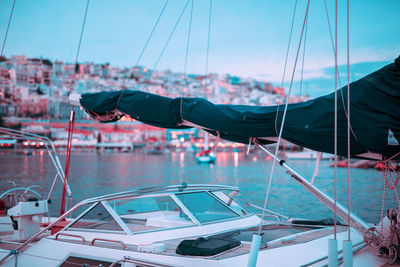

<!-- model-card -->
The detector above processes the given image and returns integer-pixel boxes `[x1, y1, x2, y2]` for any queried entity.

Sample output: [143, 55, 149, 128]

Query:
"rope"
[135, 0, 169, 67]
[258, 0, 311, 236]
[380, 176, 387, 235]
[383, 162, 400, 193]
[153, 0, 190, 71]
[0, 0, 16, 57]
[274, 0, 298, 136]
[387, 151, 400, 162]
[114, 89, 126, 112]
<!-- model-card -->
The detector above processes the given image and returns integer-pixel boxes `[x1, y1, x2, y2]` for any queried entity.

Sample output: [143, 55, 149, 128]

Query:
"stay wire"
[204, 0, 213, 85]
[1, 0, 16, 57]
[323, 0, 358, 142]
[135, 0, 169, 67]
[334, 0, 338, 240]
[153, 0, 190, 71]
[274, 0, 298, 136]
[346, 0, 351, 241]
[73, 0, 90, 70]
[183, 0, 194, 79]
[69, 0, 90, 94]
[258, 0, 311, 236]
[299, 12, 309, 96]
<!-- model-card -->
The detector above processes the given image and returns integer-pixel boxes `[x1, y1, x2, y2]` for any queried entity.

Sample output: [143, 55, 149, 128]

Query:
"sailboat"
[0, 0, 399, 265]
[195, 132, 216, 163]
[1, 57, 399, 266]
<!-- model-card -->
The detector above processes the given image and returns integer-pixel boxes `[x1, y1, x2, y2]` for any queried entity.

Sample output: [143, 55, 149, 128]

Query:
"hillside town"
[0, 55, 309, 151]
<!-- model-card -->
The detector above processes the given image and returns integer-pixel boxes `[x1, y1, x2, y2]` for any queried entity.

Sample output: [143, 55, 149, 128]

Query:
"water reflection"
[233, 152, 239, 167]
[0, 150, 396, 223]
[179, 152, 185, 167]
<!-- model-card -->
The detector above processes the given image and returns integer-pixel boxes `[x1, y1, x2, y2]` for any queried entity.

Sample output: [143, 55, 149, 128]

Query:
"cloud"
[251, 45, 400, 83]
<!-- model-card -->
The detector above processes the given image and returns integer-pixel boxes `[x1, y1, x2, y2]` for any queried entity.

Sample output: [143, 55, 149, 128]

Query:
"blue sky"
[0, 0, 399, 96]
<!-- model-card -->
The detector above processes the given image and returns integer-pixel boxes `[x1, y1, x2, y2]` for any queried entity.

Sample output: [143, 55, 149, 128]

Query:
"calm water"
[0, 149, 396, 223]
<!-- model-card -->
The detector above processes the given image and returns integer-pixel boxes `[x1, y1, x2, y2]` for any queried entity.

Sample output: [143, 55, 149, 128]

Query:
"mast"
[205, 131, 209, 150]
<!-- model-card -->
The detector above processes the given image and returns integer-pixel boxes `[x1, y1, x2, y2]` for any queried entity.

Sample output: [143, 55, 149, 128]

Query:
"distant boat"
[0, 138, 16, 148]
[196, 152, 216, 163]
[285, 148, 332, 160]
[146, 142, 164, 154]
[195, 132, 216, 163]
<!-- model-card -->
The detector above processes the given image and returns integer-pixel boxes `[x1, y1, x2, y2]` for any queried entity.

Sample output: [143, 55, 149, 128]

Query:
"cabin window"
[176, 192, 240, 223]
[211, 191, 251, 217]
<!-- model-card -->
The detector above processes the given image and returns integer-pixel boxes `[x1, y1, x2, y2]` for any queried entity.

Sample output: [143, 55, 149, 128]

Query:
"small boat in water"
[195, 153, 216, 163]
[196, 133, 216, 163]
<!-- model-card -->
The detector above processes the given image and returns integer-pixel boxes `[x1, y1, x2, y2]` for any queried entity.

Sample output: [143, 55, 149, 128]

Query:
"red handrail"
[55, 232, 86, 245]
[91, 238, 127, 250]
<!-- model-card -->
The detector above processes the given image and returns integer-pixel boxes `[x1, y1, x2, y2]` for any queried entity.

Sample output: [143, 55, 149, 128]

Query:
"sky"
[0, 0, 399, 97]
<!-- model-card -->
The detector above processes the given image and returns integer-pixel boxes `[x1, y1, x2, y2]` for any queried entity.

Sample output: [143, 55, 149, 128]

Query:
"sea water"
[0, 149, 395, 224]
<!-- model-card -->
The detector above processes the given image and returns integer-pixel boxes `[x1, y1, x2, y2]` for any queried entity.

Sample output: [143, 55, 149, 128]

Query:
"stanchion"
[343, 240, 353, 267]
[328, 239, 338, 267]
[247, 234, 262, 267]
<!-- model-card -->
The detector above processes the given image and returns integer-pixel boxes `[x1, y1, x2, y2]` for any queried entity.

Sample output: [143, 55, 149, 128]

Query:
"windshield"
[109, 195, 194, 232]
[176, 191, 240, 223]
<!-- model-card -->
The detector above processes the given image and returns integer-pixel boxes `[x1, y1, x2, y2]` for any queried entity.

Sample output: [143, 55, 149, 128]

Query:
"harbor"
[0, 148, 395, 226]
[0, 0, 399, 266]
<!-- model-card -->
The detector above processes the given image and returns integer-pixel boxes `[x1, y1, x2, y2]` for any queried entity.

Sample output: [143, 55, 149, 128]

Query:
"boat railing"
[55, 232, 86, 245]
[0, 127, 72, 200]
[254, 214, 281, 222]
[24, 185, 44, 200]
[246, 202, 290, 221]
[110, 256, 182, 267]
[0, 186, 43, 207]
[91, 238, 127, 250]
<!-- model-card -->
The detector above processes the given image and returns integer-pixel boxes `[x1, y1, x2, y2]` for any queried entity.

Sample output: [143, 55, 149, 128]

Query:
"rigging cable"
[60, 0, 90, 216]
[346, 0, 351, 241]
[183, 0, 194, 79]
[135, 0, 169, 67]
[153, 0, 190, 71]
[180, 0, 194, 123]
[274, 0, 298, 136]
[299, 12, 308, 97]
[0, 0, 16, 57]
[202, 0, 213, 152]
[323, 0, 358, 142]
[257, 0, 311, 236]
[334, 0, 338, 240]
[204, 0, 213, 86]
